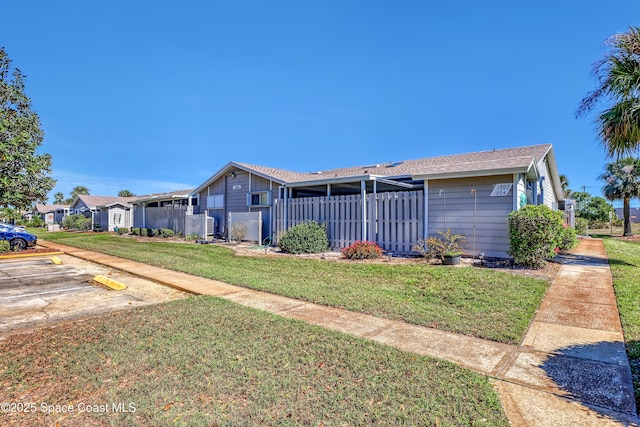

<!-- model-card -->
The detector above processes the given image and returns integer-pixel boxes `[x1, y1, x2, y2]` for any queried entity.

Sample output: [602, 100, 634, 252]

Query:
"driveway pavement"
[0, 254, 189, 336]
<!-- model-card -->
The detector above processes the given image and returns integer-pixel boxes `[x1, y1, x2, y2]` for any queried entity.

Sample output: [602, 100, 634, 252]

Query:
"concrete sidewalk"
[39, 239, 639, 426]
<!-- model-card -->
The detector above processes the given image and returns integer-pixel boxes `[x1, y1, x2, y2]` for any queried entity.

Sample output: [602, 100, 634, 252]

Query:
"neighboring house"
[34, 204, 70, 224]
[69, 195, 138, 231]
[192, 144, 564, 258]
[614, 207, 640, 223]
[131, 189, 196, 235]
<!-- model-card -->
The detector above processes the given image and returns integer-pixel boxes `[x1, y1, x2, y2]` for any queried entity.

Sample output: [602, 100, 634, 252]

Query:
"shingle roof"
[133, 189, 194, 203]
[35, 204, 69, 213]
[75, 195, 139, 208]
[238, 144, 552, 184]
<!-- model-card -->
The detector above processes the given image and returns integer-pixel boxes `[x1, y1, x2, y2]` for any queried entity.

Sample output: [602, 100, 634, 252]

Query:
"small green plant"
[27, 216, 45, 227]
[146, 228, 157, 237]
[279, 221, 329, 254]
[575, 217, 589, 235]
[131, 227, 140, 235]
[186, 233, 199, 240]
[413, 230, 465, 262]
[508, 205, 564, 269]
[0, 240, 10, 254]
[229, 222, 247, 243]
[116, 227, 129, 235]
[159, 228, 175, 238]
[140, 228, 148, 237]
[341, 241, 383, 260]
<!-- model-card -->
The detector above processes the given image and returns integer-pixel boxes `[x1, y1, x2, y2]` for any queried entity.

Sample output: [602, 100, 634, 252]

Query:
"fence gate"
[184, 214, 214, 239]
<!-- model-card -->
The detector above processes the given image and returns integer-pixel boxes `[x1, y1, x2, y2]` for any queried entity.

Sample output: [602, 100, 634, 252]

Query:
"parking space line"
[0, 286, 92, 301]
[0, 271, 75, 280]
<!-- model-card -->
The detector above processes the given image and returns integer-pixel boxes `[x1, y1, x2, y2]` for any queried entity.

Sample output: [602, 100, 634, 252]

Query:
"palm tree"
[53, 192, 64, 204]
[559, 174, 572, 198]
[578, 27, 640, 157]
[600, 158, 640, 236]
[70, 186, 90, 199]
[118, 189, 135, 197]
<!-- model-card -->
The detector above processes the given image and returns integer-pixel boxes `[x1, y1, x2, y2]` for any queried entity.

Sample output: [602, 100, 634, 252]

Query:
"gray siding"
[226, 170, 250, 213]
[133, 206, 144, 228]
[428, 175, 514, 258]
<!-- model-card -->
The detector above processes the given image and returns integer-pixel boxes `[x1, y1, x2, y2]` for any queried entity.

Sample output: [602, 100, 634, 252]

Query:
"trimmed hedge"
[278, 221, 329, 254]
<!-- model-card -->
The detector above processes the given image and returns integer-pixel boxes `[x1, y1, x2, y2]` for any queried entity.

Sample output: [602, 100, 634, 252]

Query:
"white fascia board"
[191, 162, 286, 195]
[286, 175, 376, 188]
[411, 167, 529, 181]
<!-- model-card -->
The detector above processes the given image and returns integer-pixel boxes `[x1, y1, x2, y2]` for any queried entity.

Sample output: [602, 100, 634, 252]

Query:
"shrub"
[230, 222, 247, 243]
[413, 229, 465, 261]
[589, 220, 606, 229]
[508, 205, 564, 269]
[131, 227, 140, 235]
[186, 233, 199, 240]
[116, 227, 129, 235]
[0, 241, 9, 254]
[140, 228, 148, 237]
[278, 221, 329, 254]
[341, 241, 383, 260]
[558, 224, 578, 251]
[159, 228, 175, 238]
[27, 216, 45, 227]
[146, 228, 157, 237]
[62, 214, 92, 231]
[575, 217, 589, 235]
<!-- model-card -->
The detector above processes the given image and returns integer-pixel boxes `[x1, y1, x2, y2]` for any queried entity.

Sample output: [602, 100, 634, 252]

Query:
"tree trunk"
[624, 197, 632, 236]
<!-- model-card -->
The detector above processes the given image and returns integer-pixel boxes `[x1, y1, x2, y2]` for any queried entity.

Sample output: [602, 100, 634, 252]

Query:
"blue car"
[0, 223, 37, 251]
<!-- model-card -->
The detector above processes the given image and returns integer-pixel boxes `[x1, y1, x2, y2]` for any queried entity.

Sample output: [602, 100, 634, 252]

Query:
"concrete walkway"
[38, 239, 639, 426]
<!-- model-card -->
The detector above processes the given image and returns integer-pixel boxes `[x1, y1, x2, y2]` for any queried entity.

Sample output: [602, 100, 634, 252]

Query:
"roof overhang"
[192, 162, 287, 195]
[133, 194, 191, 204]
[411, 164, 539, 181]
[285, 174, 377, 188]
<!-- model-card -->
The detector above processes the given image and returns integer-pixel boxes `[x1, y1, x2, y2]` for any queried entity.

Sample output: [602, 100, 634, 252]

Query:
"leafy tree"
[118, 189, 135, 197]
[600, 157, 640, 236]
[578, 27, 640, 157]
[572, 191, 614, 223]
[0, 47, 55, 209]
[53, 192, 64, 204]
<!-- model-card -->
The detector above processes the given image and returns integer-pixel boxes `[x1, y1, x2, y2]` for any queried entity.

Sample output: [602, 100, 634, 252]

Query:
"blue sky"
[2, 1, 639, 204]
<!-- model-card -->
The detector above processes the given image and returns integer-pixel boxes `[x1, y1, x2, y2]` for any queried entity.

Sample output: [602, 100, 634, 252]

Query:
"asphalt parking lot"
[0, 254, 190, 336]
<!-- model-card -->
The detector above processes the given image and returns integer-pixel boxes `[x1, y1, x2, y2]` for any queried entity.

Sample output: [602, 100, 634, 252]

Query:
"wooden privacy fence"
[274, 191, 423, 253]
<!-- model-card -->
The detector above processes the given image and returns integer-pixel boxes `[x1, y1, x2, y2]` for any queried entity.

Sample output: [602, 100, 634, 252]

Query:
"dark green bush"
[140, 228, 148, 237]
[508, 205, 564, 269]
[575, 217, 589, 235]
[62, 214, 92, 231]
[0, 240, 10, 254]
[159, 228, 175, 238]
[131, 227, 140, 235]
[278, 221, 329, 254]
[341, 241, 383, 259]
[558, 225, 578, 251]
[27, 216, 45, 227]
[146, 228, 157, 237]
[116, 227, 129, 235]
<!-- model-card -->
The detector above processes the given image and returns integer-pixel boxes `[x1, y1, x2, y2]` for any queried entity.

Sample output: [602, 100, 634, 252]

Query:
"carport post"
[361, 180, 367, 241]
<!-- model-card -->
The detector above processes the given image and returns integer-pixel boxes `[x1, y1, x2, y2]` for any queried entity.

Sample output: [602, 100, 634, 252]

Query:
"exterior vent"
[387, 161, 404, 168]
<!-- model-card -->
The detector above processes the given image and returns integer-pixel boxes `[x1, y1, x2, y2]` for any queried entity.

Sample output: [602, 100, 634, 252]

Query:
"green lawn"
[602, 237, 640, 409]
[34, 231, 550, 345]
[0, 297, 509, 426]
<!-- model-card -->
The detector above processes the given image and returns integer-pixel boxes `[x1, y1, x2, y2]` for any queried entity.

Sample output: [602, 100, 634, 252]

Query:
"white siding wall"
[537, 159, 556, 208]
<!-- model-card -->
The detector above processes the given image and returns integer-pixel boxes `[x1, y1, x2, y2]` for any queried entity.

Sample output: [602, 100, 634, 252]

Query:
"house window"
[207, 194, 224, 209]
[247, 191, 271, 207]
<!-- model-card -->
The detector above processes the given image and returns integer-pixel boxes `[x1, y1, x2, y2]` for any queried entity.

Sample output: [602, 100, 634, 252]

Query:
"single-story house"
[69, 195, 138, 231]
[34, 204, 70, 224]
[192, 144, 564, 258]
[131, 189, 196, 235]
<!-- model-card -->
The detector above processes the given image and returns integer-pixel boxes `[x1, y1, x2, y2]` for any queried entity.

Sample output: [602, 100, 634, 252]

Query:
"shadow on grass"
[540, 341, 639, 423]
